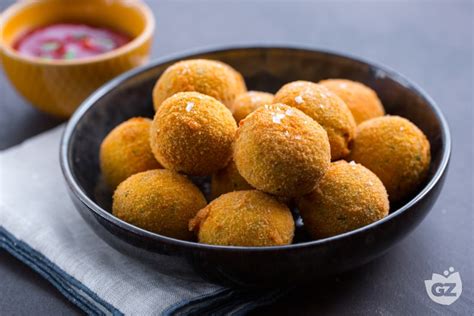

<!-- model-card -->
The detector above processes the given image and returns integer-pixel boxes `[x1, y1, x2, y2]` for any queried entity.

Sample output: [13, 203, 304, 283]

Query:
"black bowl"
[60, 46, 451, 288]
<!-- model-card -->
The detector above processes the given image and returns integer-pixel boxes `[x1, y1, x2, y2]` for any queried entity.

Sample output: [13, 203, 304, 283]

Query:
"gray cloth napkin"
[0, 126, 285, 315]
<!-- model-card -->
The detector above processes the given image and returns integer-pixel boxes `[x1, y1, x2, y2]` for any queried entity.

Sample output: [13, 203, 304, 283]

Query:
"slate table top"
[0, 0, 472, 314]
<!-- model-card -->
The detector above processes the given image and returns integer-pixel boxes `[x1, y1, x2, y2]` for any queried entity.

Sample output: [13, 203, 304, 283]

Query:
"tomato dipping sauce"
[13, 23, 131, 60]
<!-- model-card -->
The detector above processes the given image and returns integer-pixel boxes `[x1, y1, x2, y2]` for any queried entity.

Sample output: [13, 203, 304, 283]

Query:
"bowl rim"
[60, 45, 452, 253]
[0, 0, 155, 66]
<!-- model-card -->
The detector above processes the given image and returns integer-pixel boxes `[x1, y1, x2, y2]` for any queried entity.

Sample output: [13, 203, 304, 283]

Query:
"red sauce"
[13, 23, 131, 60]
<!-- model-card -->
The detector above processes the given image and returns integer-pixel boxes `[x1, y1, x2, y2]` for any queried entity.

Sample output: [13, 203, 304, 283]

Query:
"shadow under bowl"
[60, 46, 451, 288]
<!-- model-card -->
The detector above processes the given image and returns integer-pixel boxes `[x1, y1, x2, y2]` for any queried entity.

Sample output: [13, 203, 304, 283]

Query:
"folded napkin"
[0, 126, 287, 315]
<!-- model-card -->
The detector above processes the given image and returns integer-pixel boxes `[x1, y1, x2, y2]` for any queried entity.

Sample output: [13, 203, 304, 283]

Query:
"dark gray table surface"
[1, 0, 472, 315]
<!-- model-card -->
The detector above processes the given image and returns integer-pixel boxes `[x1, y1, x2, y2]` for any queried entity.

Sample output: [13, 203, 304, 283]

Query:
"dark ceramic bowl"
[60, 46, 450, 288]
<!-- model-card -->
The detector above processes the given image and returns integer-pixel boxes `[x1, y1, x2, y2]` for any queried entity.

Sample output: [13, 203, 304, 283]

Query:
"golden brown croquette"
[150, 92, 237, 176]
[231, 91, 274, 122]
[348, 115, 431, 202]
[298, 160, 389, 239]
[189, 190, 294, 246]
[234, 103, 331, 197]
[320, 79, 385, 124]
[211, 160, 253, 199]
[210, 160, 293, 204]
[230, 67, 247, 98]
[113, 169, 207, 240]
[152, 59, 247, 111]
[99, 117, 161, 189]
[273, 81, 356, 160]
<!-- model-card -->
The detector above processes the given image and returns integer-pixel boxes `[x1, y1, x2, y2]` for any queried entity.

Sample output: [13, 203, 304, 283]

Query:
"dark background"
[1, 0, 472, 314]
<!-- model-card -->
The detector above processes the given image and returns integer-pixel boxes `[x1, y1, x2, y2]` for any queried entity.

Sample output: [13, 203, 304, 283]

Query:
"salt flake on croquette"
[185, 102, 194, 112]
[272, 112, 286, 124]
[294, 95, 304, 104]
[231, 91, 274, 123]
[274, 81, 356, 160]
[234, 103, 331, 197]
[150, 92, 237, 176]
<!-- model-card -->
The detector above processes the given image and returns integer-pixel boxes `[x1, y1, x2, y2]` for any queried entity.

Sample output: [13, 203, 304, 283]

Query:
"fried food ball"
[274, 81, 356, 160]
[298, 160, 389, 239]
[230, 67, 247, 97]
[210, 161, 293, 206]
[234, 103, 331, 197]
[231, 91, 274, 122]
[152, 59, 247, 111]
[348, 115, 431, 202]
[189, 190, 294, 246]
[210, 160, 293, 205]
[211, 160, 253, 199]
[113, 169, 207, 240]
[99, 117, 161, 189]
[320, 79, 385, 124]
[150, 92, 237, 176]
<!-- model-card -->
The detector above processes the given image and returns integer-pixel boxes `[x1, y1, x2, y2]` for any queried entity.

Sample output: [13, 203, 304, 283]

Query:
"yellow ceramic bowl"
[0, 0, 155, 118]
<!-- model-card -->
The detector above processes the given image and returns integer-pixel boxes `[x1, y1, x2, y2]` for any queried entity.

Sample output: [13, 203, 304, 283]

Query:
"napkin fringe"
[1, 225, 290, 316]
[0, 126, 291, 315]
[163, 282, 290, 316]
[0, 226, 123, 316]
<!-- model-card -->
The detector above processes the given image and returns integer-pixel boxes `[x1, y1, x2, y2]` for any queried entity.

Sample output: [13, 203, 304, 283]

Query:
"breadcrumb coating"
[113, 169, 207, 240]
[152, 59, 246, 111]
[299, 160, 389, 239]
[348, 115, 431, 202]
[189, 190, 294, 246]
[99, 117, 161, 189]
[150, 92, 237, 176]
[234, 103, 331, 197]
[211, 160, 254, 199]
[211, 160, 293, 205]
[231, 91, 274, 122]
[320, 79, 385, 124]
[274, 81, 356, 160]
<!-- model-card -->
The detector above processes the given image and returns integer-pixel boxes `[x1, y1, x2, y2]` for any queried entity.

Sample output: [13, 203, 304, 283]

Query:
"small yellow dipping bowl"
[0, 0, 155, 118]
